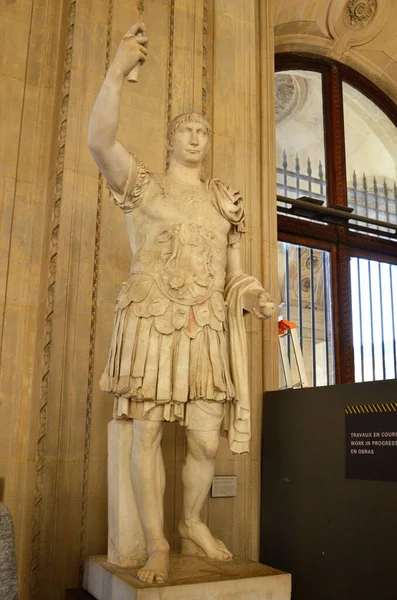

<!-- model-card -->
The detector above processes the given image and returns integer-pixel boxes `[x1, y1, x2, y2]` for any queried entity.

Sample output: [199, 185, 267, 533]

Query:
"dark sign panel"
[345, 402, 397, 481]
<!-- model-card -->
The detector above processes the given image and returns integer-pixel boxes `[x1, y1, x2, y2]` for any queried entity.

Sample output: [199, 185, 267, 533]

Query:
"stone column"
[259, 0, 278, 396]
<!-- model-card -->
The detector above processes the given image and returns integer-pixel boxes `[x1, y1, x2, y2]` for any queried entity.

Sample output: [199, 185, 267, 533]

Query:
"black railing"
[277, 150, 397, 226]
[278, 151, 326, 202]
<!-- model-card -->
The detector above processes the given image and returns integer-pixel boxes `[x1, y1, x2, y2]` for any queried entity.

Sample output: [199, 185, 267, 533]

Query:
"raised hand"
[111, 23, 148, 78]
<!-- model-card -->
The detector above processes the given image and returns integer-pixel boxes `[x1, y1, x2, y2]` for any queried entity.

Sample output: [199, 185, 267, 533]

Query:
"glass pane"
[351, 257, 397, 383]
[275, 70, 327, 204]
[278, 242, 335, 388]
[343, 82, 397, 231]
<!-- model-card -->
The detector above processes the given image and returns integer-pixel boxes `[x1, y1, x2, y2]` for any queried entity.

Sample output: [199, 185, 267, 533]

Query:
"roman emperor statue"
[88, 23, 275, 585]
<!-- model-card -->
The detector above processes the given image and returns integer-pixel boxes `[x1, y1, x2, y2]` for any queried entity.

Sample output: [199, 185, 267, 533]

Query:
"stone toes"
[147, 571, 155, 584]
[156, 573, 166, 584]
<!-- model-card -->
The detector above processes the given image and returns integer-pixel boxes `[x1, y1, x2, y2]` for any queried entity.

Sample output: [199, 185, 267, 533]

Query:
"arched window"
[276, 55, 397, 387]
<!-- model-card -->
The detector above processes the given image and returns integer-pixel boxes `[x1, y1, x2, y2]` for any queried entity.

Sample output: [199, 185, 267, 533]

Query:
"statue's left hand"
[243, 289, 275, 320]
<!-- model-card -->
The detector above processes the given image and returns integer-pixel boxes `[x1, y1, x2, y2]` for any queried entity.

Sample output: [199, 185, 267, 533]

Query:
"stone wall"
[0, 1, 68, 598]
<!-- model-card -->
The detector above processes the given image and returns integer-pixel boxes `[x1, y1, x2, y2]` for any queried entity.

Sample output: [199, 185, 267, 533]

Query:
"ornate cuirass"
[126, 175, 231, 306]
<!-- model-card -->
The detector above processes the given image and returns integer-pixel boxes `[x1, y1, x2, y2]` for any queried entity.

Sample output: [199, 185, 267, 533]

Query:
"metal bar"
[319, 160, 324, 198]
[357, 259, 365, 381]
[363, 173, 368, 219]
[322, 251, 330, 385]
[394, 182, 397, 220]
[392, 182, 397, 224]
[384, 180, 390, 225]
[297, 246, 303, 347]
[374, 177, 379, 223]
[350, 258, 362, 383]
[307, 157, 312, 198]
[285, 244, 290, 359]
[295, 154, 301, 199]
[388, 265, 397, 378]
[368, 261, 376, 380]
[276, 195, 397, 233]
[379, 262, 386, 380]
[352, 170, 358, 215]
[282, 151, 288, 197]
[309, 249, 316, 386]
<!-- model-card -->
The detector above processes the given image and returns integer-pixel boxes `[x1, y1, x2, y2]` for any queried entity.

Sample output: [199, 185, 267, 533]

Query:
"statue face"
[170, 122, 209, 166]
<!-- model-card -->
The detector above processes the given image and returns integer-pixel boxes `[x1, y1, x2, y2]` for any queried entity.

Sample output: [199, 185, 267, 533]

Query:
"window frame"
[276, 53, 397, 385]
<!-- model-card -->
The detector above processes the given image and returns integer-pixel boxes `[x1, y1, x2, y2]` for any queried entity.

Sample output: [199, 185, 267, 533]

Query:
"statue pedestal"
[83, 554, 291, 599]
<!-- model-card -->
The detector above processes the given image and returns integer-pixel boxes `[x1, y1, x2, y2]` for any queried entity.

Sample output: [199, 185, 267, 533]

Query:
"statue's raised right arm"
[88, 23, 148, 194]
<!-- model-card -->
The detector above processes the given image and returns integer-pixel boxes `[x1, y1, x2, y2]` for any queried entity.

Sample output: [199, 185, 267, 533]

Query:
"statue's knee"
[188, 432, 219, 460]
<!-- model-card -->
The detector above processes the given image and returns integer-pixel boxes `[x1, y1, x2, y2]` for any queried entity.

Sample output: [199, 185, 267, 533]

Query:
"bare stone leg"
[179, 429, 233, 561]
[131, 420, 170, 584]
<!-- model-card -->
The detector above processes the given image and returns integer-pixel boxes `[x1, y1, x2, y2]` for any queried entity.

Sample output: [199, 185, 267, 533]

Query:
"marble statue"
[88, 23, 275, 585]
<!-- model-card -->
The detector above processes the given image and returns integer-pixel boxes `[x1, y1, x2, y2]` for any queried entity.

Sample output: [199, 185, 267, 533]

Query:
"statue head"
[166, 113, 211, 166]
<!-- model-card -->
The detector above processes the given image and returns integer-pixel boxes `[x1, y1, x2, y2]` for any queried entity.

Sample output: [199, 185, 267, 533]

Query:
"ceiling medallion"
[343, 0, 377, 29]
[275, 74, 307, 125]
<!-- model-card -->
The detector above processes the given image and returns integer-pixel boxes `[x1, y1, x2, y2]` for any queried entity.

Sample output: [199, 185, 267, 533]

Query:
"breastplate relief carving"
[154, 222, 221, 303]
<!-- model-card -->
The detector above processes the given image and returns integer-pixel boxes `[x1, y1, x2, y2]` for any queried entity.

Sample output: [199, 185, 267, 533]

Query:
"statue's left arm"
[210, 178, 275, 320]
[226, 244, 275, 319]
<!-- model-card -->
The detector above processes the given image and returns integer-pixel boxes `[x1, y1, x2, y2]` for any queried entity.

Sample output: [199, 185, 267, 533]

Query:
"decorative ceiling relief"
[327, 0, 392, 51]
[343, 0, 377, 29]
[275, 74, 307, 125]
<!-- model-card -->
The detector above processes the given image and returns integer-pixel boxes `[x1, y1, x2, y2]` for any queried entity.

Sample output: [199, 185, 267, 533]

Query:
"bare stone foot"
[179, 517, 233, 561]
[137, 550, 169, 584]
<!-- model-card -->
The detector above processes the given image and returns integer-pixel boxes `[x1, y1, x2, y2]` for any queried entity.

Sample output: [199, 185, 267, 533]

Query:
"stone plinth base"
[84, 554, 291, 600]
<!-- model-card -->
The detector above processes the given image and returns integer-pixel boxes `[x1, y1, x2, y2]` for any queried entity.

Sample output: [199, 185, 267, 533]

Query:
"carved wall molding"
[165, 0, 175, 166]
[30, 2, 77, 598]
[201, 0, 213, 180]
[202, 0, 208, 118]
[78, 0, 114, 584]
[343, 0, 377, 29]
[327, 0, 392, 50]
[166, 0, 175, 127]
